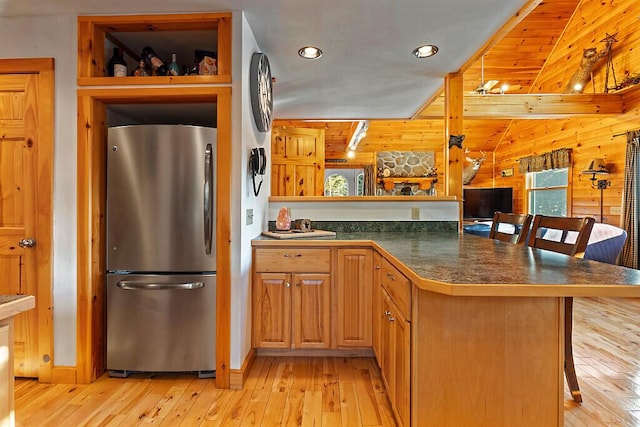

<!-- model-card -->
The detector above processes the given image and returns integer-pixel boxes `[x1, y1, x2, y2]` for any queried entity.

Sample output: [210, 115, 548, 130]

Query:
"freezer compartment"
[107, 273, 216, 376]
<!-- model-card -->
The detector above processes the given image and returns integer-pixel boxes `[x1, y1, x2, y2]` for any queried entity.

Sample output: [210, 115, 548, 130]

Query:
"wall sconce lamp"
[581, 158, 610, 222]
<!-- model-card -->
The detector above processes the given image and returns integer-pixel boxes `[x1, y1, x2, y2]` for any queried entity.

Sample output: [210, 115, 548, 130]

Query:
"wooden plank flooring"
[14, 297, 640, 426]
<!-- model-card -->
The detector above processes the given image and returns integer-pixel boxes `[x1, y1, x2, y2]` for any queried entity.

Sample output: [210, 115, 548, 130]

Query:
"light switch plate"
[610, 206, 622, 215]
[246, 208, 254, 225]
[411, 207, 420, 220]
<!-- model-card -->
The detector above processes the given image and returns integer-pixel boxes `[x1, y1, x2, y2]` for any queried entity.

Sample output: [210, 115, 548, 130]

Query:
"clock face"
[250, 53, 273, 132]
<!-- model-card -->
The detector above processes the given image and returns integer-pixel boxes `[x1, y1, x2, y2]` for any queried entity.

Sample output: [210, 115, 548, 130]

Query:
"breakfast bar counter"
[253, 232, 640, 426]
[1, 295, 35, 427]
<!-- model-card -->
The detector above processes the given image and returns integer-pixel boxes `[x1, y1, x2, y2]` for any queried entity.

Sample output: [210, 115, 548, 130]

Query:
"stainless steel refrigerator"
[106, 124, 216, 377]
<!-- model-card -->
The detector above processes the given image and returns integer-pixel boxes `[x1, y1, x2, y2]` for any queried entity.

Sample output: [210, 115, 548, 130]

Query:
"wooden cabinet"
[378, 257, 411, 427]
[253, 248, 331, 349]
[270, 127, 325, 196]
[77, 13, 232, 85]
[335, 248, 373, 347]
[372, 251, 382, 361]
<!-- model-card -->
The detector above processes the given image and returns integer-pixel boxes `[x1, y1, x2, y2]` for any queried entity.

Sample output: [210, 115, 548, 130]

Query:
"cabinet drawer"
[254, 248, 331, 273]
[380, 258, 411, 319]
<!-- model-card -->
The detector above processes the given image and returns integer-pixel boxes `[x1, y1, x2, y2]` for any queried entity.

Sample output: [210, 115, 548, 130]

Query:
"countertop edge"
[0, 295, 35, 322]
[252, 237, 640, 297]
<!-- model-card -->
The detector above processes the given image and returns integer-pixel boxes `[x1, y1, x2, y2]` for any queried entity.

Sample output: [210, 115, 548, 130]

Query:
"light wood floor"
[14, 297, 640, 426]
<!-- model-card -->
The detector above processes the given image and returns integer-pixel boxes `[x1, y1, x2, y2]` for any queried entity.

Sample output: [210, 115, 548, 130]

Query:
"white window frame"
[525, 166, 572, 217]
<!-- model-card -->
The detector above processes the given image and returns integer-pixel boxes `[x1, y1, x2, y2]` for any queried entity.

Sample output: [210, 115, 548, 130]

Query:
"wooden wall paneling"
[444, 74, 464, 224]
[534, 0, 640, 94]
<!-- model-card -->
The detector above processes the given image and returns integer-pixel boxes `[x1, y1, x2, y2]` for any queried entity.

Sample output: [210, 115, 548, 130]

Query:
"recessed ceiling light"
[412, 44, 439, 58]
[298, 46, 323, 60]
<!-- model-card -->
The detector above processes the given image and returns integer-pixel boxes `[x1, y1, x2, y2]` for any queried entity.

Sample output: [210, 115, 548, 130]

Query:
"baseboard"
[51, 366, 78, 384]
[229, 348, 256, 390]
[256, 348, 375, 358]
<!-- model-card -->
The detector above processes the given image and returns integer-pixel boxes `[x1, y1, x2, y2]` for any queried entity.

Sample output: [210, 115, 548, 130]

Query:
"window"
[324, 174, 348, 196]
[356, 173, 364, 196]
[526, 168, 569, 216]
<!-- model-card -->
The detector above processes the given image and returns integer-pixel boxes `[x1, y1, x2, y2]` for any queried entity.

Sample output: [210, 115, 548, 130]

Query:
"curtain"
[363, 164, 375, 196]
[518, 148, 572, 174]
[620, 130, 640, 269]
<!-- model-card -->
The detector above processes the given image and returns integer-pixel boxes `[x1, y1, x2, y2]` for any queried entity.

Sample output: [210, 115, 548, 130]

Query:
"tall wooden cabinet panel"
[335, 248, 373, 347]
[271, 127, 325, 196]
[381, 288, 411, 427]
[372, 251, 382, 362]
[253, 248, 331, 349]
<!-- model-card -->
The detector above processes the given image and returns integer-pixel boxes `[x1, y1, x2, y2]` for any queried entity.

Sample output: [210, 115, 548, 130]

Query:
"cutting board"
[261, 229, 336, 239]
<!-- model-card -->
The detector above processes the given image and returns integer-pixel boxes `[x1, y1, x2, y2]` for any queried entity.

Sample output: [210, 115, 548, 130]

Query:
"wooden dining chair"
[488, 212, 533, 244]
[528, 214, 596, 403]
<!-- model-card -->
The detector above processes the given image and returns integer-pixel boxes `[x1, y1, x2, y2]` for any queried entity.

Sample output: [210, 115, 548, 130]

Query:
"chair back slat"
[489, 212, 533, 245]
[527, 215, 596, 257]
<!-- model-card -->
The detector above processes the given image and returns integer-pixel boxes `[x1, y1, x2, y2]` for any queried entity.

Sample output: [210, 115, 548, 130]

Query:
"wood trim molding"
[76, 87, 232, 387]
[229, 348, 256, 390]
[51, 366, 78, 384]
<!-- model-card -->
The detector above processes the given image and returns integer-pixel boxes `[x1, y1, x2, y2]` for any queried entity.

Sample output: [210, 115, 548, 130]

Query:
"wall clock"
[250, 52, 273, 132]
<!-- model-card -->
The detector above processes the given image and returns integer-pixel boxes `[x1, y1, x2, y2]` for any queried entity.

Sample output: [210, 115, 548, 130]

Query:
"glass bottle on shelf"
[133, 58, 150, 77]
[168, 53, 180, 76]
[107, 47, 128, 77]
[142, 46, 168, 76]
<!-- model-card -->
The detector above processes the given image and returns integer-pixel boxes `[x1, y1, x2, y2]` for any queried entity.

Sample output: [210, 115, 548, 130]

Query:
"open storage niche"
[78, 13, 232, 85]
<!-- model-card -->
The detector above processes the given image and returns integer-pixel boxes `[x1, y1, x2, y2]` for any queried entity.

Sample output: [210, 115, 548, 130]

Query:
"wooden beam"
[444, 74, 464, 220]
[416, 93, 624, 119]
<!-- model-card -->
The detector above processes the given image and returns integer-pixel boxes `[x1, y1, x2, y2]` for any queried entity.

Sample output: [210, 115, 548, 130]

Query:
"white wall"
[231, 13, 271, 369]
[0, 12, 267, 371]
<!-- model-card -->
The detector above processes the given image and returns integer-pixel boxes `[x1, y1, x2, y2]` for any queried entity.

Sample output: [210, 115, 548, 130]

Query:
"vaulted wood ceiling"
[273, 0, 587, 158]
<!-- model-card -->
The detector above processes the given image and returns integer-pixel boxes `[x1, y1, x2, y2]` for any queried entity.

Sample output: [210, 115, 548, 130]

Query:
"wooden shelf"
[378, 177, 436, 191]
[77, 13, 232, 83]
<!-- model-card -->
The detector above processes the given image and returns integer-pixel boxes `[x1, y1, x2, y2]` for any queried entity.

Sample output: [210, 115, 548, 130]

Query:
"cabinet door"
[335, 248, 373, 347]
[254, 273, 291, 348]
[381, 288, 411, 427]
[392, 307, 411, 427]
[380, 291, 395, 401]
[293, 273, 331, 349]
[372, 251, 382, 362]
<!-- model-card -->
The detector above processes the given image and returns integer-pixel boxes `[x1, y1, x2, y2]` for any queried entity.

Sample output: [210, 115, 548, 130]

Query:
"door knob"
[19, 238, 36, 248]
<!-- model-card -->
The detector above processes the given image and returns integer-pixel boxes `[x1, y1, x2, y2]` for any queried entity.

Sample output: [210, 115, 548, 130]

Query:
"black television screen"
[463, 187, 513, 220]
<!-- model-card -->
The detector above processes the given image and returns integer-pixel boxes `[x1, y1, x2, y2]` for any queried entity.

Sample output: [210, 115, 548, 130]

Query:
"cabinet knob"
[384, 310, 391, 317]
[388, 316, 395, 322]
[286, 282, 291, 288]
[386, 273, 395, 281]
[375, 265, 381, 270]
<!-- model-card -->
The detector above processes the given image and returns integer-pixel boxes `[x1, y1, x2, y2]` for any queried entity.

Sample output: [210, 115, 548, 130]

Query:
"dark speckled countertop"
[253, 232, 640, 297]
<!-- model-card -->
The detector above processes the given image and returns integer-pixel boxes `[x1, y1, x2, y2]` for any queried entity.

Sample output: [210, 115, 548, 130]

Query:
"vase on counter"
[275, 207, 291, 231]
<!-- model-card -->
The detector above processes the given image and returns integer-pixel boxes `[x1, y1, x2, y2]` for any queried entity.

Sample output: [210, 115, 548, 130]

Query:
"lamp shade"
[582, 158, 609, 175]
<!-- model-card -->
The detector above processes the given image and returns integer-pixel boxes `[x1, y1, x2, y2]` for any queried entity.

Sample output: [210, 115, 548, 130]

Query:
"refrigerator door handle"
[204, 143, 213, 255]
[116, 281, 205, 290]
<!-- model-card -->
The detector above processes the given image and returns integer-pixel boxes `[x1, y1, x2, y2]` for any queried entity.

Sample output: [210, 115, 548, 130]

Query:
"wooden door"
[335, 248, 372, 347]
[271, 127, 325, 196]
[253, 273, 291, 348]
[0, 60, 54, 380]
[292, 273, 330, 349]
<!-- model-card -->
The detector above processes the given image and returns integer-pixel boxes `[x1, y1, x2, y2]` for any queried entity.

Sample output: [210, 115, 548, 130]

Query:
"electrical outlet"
[411, 207, 420, 220]
[610, 206, 622, 215]
[246, 208, 254, 225]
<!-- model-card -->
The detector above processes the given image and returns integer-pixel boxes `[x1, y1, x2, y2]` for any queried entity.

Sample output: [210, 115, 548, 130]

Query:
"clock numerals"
[250, 53, 273, 132]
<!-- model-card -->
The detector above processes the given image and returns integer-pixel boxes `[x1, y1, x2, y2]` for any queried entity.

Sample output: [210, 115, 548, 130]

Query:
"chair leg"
[564, 297, 582, 403]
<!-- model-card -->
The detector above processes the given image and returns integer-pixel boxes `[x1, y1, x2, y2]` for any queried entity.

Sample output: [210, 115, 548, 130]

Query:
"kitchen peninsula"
[1, 295, 35, 426]
[252, 232, 640, 427]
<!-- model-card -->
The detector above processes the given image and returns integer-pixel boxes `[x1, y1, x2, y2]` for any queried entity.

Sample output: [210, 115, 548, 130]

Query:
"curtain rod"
[613, 129, 640, 138]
